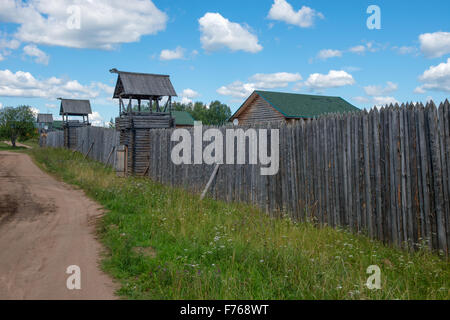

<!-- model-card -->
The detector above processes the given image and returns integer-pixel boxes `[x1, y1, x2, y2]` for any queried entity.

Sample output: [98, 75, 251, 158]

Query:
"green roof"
[253, 90, 359, 118]
[173, 111, 195, 126]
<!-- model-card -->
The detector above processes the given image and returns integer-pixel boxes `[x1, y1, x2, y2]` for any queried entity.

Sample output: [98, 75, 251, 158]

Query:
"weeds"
[30, 147, 449, 300]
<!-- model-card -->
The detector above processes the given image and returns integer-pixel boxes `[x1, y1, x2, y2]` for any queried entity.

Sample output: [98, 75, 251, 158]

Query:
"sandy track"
[0, 151, 116, 299]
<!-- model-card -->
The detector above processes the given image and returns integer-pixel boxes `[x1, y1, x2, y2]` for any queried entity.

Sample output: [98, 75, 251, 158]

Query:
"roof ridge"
[110, 69, 170, 77]
[58, 98, 91, 102]
[255, 89, 341, 99]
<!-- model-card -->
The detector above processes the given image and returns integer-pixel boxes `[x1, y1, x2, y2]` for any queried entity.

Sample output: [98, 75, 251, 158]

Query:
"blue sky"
[0, 0, 449, 125]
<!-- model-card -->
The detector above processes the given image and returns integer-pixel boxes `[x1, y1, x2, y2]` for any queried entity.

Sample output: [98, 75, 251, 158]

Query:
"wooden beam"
[84, 141, 95, 160]
[104, 145, 116, 167]
[72, 139, 84, 154]
[200, 164, 220, 200]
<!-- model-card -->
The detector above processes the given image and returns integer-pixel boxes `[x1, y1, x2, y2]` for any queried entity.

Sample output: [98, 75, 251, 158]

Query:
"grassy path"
[30, 147, 449, 300]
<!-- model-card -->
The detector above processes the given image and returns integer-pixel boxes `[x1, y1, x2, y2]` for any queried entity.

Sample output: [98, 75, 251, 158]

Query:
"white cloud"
[0, 69, 111, 99]
[317, 49, 342, 60]
[198, 12, 262, 53]
[249, 72, 302, 88]
[23, 44, 49, 65]
[30, 107, 40, 116]
[217, 81, 255, 99]
[90, 111, 104, 126]
[355, 82, 399, 107]
[267, 0, 324, 28]
[160, 46, 185, 61]
[0, 33, 21, 60]
[217, 72, 302, 98]
[0, 34, 20, 50]
[182, 88, 199, 99]
[365, 42, 381, 53]
[372, 96, 399, 107]
[349, 45, 366, 54]
[348, 42, 382, 55]
[304, 70, 355, 91]
[179, 88, 200, 104]
[92, 82, 114, 95]
[312, 42, 381, 62]
[353, 96, 369, 104]
[0, 0, 167, 50]
[419, 32, 450, 58]
[415, 58, 450, 93]
[414, 87, 426, 94]
[392, 46, 417, 55]
[364, 81, 398, 96]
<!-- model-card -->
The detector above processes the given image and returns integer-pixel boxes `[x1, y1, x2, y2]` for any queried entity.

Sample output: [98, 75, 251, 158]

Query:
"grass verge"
[0, 141, 28, 151]
[29, 147, 449, 300]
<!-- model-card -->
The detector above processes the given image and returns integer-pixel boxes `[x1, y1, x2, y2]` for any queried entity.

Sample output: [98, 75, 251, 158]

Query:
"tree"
[184, 100, 232, 125]
[108, 117, 115, 129]
[0, 105, 37, 147]
[207, 100, 232, 126]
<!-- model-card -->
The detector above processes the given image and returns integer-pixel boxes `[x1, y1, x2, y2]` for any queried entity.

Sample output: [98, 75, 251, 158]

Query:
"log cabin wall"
[116, 114, 174, 176]
[237, 95, 286, 125]
[63, 122, 90, 150]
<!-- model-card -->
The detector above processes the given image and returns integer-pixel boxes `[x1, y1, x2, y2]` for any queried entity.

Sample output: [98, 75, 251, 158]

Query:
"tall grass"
[30, 147, 449, 300]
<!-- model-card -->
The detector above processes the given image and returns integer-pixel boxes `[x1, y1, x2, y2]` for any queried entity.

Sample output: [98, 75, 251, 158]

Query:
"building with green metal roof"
[230, 90, 359, 125]
[172, 111, 195, 127]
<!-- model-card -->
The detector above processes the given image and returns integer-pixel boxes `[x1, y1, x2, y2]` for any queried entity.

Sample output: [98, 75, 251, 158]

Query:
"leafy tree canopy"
[173, 100, 232, 126]
[0, 105, 37, 147]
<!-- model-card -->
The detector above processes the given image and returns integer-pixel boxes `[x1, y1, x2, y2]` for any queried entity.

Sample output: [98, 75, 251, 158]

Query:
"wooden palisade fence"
[43, 101, 450, 254]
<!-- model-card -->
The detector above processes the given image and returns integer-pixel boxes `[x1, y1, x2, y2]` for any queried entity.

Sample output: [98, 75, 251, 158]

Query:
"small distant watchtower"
[58, 98, 92, 149]
[36, 113, 53, 133]
[110, 69, 177, 176]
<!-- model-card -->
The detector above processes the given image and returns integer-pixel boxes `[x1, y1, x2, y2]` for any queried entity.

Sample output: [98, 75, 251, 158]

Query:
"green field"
[29, 147, 449, 300]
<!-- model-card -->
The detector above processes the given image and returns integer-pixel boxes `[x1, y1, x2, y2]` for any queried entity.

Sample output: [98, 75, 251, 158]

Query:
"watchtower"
[111, 69, 177, 176]
[36, 113, 53, 133]
[58, 98, 92, 149]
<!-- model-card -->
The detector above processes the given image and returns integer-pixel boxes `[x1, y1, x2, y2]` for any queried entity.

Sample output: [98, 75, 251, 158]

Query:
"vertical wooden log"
[404, 107, 414, 248]
[418, 107, 432, 249]
[429, 103, 447, 253]
[399, 107, 408, 246]
[363, 111, 373, 237]
[388, 108, 399, 246]
[373, 108, 383, 241]
[338, 113, 343, 226]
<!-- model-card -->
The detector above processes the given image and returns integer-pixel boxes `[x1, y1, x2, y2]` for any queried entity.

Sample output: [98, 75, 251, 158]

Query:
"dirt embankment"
[0, 151, 116, 299]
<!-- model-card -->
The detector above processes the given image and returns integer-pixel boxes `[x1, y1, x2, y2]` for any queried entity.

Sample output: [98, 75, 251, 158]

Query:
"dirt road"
[0, 151, 116, 299]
